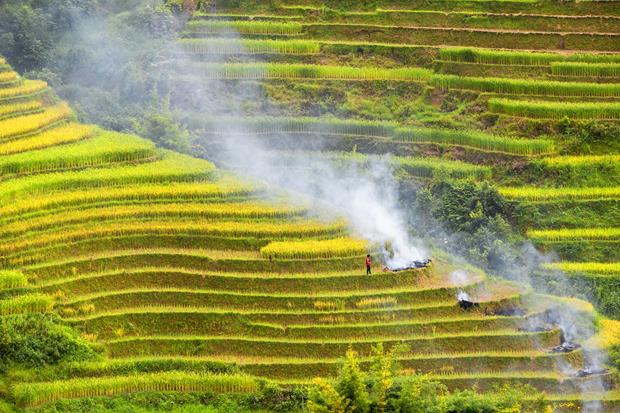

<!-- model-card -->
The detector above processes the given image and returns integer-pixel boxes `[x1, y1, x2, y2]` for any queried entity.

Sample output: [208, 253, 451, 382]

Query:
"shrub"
[441, 386, 548, 413]
[307, 346, 548, 413]
[138, 112, 190, 152]
[0, 314, 98, 370]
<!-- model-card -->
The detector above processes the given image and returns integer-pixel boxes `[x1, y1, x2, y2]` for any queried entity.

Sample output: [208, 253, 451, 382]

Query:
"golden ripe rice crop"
[0, 123, 95, 156]
[0, 202, 307, 236]
[528, 228, 620, 241]
[195, 63, 432, 82]
[0, 152, 216, 201]
[0, 220, 346, 253]
[439, 47, 620, 66]
[179, 38, 320, 55]
[0, 271, 27, 289]
[185, 20, 302, 36]
[544, 262, 620, 275]
[489, 98, 620, 120]
[0, 180, 256, 219]
[0, 102, 71, 140]
[0, 293, 53, 316]
[0, 131, 156, 177]
[261, 237, 368, 259]
[13, 372, 257, 408]
[194, 116, 554, 156]
[0, 71, 18, 83]
[432, 74, 620, 98]
[541, 155, 620, 167]
[0, 79, 47, 101]
[597, 319, 620, 348]
[0, 100, 43, 120]
[498, 186, 620, 201]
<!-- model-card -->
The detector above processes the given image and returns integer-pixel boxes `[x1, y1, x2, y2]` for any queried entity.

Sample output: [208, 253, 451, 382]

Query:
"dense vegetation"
[0, 0, 193, 151]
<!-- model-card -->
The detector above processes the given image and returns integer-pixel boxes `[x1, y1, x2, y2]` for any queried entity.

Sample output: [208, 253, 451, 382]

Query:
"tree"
[391, 375, 446, 413]
[336, 347, 371, 413]
[367, 344, 394, 413]
[307, 378, 349, 413]
[306, 346, 549, 413]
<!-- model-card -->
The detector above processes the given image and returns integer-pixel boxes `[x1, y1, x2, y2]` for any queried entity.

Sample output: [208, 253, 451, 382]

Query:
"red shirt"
[365, 256, 372, 266]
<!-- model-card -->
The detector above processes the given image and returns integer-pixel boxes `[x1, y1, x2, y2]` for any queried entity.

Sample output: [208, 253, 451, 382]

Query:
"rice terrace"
[0, 0, 619, 412]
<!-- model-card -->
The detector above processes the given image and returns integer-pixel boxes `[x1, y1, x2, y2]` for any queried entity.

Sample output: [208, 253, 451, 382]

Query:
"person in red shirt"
[365, 254, 372, 275]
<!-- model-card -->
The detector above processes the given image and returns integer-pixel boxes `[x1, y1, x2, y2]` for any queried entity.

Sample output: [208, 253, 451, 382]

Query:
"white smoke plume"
[185, 22, 428, 267]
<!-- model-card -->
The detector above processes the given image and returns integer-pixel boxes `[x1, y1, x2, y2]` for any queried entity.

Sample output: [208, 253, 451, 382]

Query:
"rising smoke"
[180, 20, 429, 267]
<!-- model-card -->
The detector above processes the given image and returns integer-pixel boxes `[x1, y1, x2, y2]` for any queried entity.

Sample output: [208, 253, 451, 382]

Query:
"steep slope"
[177, 0, 620, 324]
[0, 58, 613, 411]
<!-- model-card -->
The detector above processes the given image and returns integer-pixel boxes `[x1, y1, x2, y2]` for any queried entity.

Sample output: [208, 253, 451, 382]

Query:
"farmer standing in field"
[365, 254, 372, 275]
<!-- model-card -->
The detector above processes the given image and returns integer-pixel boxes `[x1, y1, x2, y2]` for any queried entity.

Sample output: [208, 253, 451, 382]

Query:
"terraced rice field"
[171, 2, 620, 408]
[0, 57, 610, 410]
[188, 115, 556, 156]
[1, 0, 620, 409]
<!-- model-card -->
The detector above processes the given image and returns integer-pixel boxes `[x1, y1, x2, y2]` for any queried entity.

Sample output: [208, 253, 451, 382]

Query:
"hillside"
[174, 0, 620, 320]
[0, 0, 620, 411]
[0, 56, 610, 411]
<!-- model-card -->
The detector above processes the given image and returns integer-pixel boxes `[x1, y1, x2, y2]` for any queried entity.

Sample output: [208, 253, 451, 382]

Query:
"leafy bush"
[138, 111, 190, 152]
[307, 345, 547, 413]
[390, 376, 446, 413]
[413, 181, 526, 274]
[441, 387, 548, 413]
[0, 314, 99, 371]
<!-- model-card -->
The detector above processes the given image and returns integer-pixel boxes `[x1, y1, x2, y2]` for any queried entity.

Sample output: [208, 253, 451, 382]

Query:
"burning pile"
[550, 342, 581, 353]
[457, 291, 479, 310]
[384, 258, 432, 272]
[575, 367, 608, 378]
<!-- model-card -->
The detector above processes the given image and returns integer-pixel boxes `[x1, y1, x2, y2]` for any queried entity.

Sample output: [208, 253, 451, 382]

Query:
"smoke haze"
[180, 24, 429, 266]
